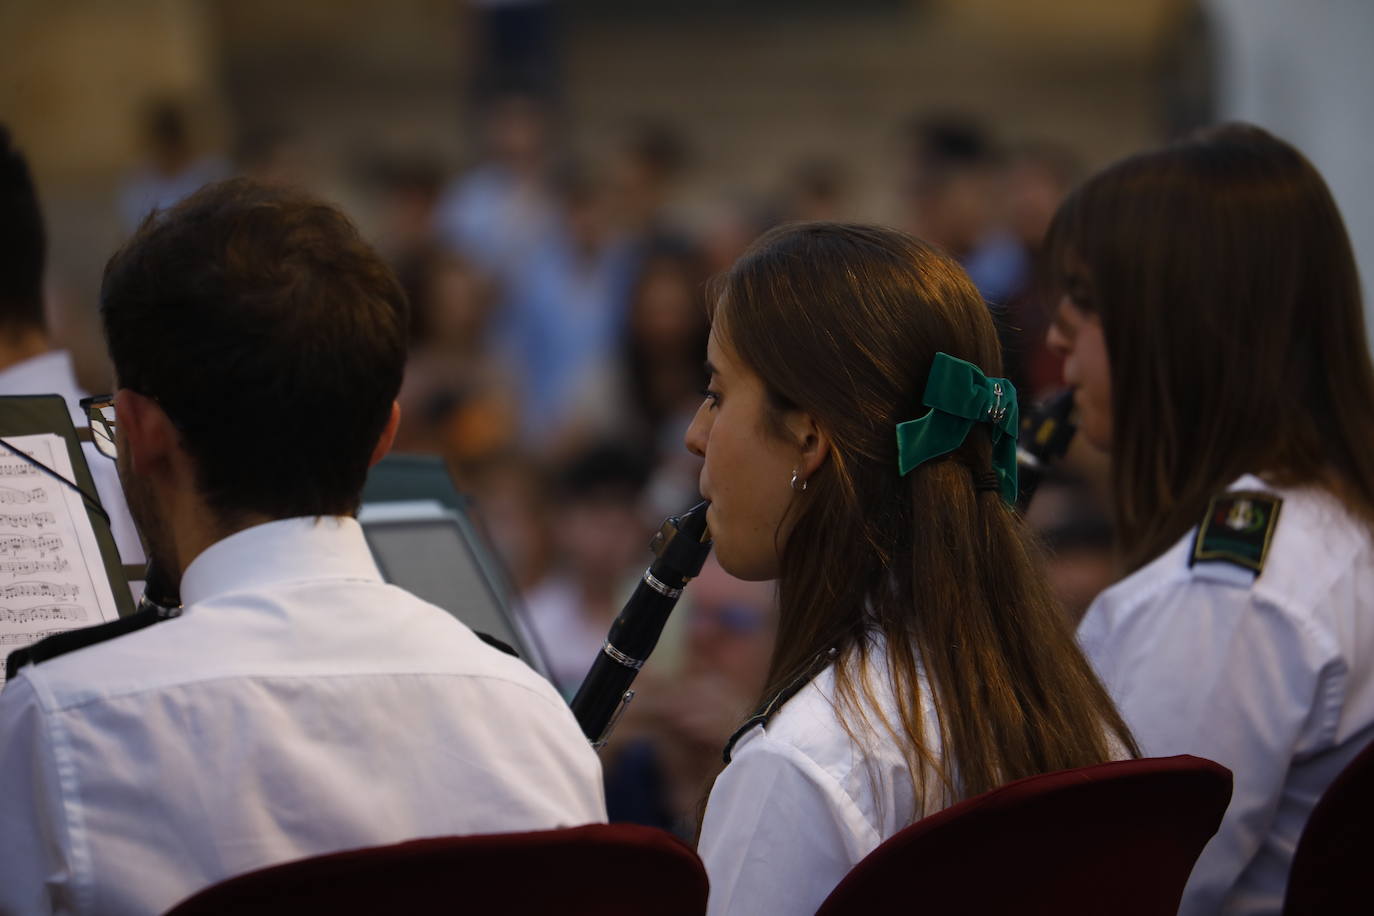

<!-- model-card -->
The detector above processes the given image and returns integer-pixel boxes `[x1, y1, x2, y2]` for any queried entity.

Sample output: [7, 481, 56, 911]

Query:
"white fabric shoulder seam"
[40, 681, 95, 914]
[744, 729, 883, 850]
[36, 668, 570, 715]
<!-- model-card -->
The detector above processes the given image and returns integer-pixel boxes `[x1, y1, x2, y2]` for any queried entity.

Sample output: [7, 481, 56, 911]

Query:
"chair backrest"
[1283, 736, 1374, 916]
[163, 823, 708, 916]
[816, 754, 1232, 916]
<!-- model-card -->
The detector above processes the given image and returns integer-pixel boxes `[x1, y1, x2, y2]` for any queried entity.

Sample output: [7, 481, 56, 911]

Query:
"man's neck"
[0, 326, 53, 372]
[170, 504, 275, 584]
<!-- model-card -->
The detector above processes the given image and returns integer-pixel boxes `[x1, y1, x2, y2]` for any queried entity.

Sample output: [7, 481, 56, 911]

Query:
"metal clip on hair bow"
[895, 352, 1020, 505]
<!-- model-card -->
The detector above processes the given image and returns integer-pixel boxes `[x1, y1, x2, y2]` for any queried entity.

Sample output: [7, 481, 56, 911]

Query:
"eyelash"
[699, 387, 720, 408]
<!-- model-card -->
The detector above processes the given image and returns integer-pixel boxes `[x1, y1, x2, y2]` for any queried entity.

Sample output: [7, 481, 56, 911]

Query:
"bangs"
[1042, 185, 1099, 313]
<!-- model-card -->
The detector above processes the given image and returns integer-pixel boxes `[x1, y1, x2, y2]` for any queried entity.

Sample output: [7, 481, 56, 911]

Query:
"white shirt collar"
[179, 516, 383, 606]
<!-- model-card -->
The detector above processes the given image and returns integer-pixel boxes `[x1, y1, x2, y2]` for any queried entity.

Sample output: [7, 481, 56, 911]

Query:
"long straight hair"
[713, 222, 1136, 807]
[1045, 123, 1374, 572]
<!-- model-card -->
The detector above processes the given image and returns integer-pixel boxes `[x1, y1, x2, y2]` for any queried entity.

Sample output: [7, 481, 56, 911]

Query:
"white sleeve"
[0, 675, 70, 916]
[697, 732, 866, 916]
[1080, 577, 1339, 916]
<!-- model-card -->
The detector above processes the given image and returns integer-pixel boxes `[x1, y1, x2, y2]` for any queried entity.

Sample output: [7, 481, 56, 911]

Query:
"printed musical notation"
[0, 557, 69, 578]
[0, 433, 121, 687]
[1, 581, 80, 601]
[0, 628, 64, 647]
[0, 604, 86, 625]
[0, 534, 63, 556]
[0, 461, 40, 478]
[0, 486, 46, 505]
[0, 511, 56, 529]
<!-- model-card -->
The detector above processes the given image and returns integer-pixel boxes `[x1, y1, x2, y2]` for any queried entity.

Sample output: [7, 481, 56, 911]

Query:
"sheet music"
[0, 434, 121, 687]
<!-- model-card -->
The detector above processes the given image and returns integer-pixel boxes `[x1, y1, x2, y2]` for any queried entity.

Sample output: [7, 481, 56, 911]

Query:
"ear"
[114, 388, 178, 475]
[368, 401, 402, 468]
[782, 408, 831, 480]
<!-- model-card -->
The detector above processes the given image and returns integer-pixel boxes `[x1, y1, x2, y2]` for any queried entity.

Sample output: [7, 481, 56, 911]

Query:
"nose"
[1045, 319, 1070, 359]
[685, 401, 709, 457]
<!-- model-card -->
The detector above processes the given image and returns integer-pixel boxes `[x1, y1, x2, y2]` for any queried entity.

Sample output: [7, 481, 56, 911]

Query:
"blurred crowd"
[102, 84, 1115, 841]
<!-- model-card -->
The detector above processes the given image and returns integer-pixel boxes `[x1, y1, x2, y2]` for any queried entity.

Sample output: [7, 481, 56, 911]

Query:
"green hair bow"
[895, 352, 1020, 505]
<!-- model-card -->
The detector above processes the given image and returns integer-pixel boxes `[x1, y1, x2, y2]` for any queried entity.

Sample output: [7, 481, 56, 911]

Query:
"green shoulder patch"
[1191, 490, 1283, 574]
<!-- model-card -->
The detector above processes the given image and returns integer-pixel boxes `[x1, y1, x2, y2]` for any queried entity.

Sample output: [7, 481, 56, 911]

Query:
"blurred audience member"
[520, 442, 652, 697]
[615, 242, 711, 520]
[391, 247, 517, 460]
[619, 242, 710, 455]
[235, 126, 318, 191]
[366, 154, 446, 267]
[610, 118, 691, 245]
[781, 158, 849, 223]
[699, 195, 773, 278]
[435, 91, 557, 283]
[462, 451, 555, 596]
[900, 113, 1026, 305]
[998, 142, 1083, 400]
[1003, 142, 1081, 254]
[118, 98, 228, 232]
[493, 160, 638, 452]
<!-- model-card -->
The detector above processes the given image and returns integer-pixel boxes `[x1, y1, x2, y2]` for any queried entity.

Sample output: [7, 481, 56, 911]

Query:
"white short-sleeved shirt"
[0, 516, 606, 916]
[1079, 475, 1374, 916]
[697, 644, 938, 916]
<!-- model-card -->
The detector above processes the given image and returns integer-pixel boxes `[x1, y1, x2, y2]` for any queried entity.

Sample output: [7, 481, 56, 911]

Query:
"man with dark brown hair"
[0, 178, 605, 916]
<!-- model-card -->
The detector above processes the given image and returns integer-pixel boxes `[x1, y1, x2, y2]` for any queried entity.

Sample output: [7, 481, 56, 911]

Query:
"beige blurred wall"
[0, 0, 222, 184]
[0, 0, 223, 390]
[564, 0, 1191, 226]
[0, 0, 1183, 387]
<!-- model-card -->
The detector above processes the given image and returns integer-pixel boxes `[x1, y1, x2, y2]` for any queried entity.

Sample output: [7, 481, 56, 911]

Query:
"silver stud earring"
[790, 469, 808, 492]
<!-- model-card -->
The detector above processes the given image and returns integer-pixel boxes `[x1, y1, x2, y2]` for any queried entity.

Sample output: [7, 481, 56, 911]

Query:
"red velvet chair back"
[164, 823, 707, 916]
[816, 755, 1232, 916]
[1283, 736, 1374, 915]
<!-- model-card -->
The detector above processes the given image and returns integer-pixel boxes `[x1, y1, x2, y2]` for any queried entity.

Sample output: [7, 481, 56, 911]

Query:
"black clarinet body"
[571, 500, 712, 747]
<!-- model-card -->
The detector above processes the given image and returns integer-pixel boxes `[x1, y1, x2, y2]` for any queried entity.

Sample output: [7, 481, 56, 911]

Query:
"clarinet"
[1016, 388, 1077, 513]
[571, 500, 712, 747]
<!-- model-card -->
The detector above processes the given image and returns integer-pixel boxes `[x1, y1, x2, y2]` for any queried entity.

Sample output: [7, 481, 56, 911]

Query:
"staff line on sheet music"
[0, 604, 87, 625]
[0, 511, 57, 529]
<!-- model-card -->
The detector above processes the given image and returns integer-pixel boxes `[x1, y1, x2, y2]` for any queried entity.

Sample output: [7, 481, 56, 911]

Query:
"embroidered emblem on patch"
[1191, 491, 1282, 574]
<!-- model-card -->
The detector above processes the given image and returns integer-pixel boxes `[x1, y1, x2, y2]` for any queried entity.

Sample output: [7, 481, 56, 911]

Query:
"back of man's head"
[101, 178, 409, 522]
[0, 125, 47, 332]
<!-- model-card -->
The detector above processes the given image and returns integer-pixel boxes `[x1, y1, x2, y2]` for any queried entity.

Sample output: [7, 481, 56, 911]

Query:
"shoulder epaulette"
[1190, 490, 1283, 577]
[5, 603, 179, 681]
[723, 646, 838, 763]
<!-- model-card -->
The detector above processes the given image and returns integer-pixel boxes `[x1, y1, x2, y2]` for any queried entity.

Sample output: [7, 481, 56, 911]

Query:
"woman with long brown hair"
[685, 222, 1135, 914]
[1046, 123, 1374, 916]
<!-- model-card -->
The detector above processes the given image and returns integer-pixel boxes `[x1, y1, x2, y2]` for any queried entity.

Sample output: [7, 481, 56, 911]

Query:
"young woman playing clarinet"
[686, 222, 1136, 914]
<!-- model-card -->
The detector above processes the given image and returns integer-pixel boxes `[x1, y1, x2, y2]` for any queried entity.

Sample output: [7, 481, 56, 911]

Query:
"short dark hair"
[101, 178, 409, 521]
[0, 125, 47, 330]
